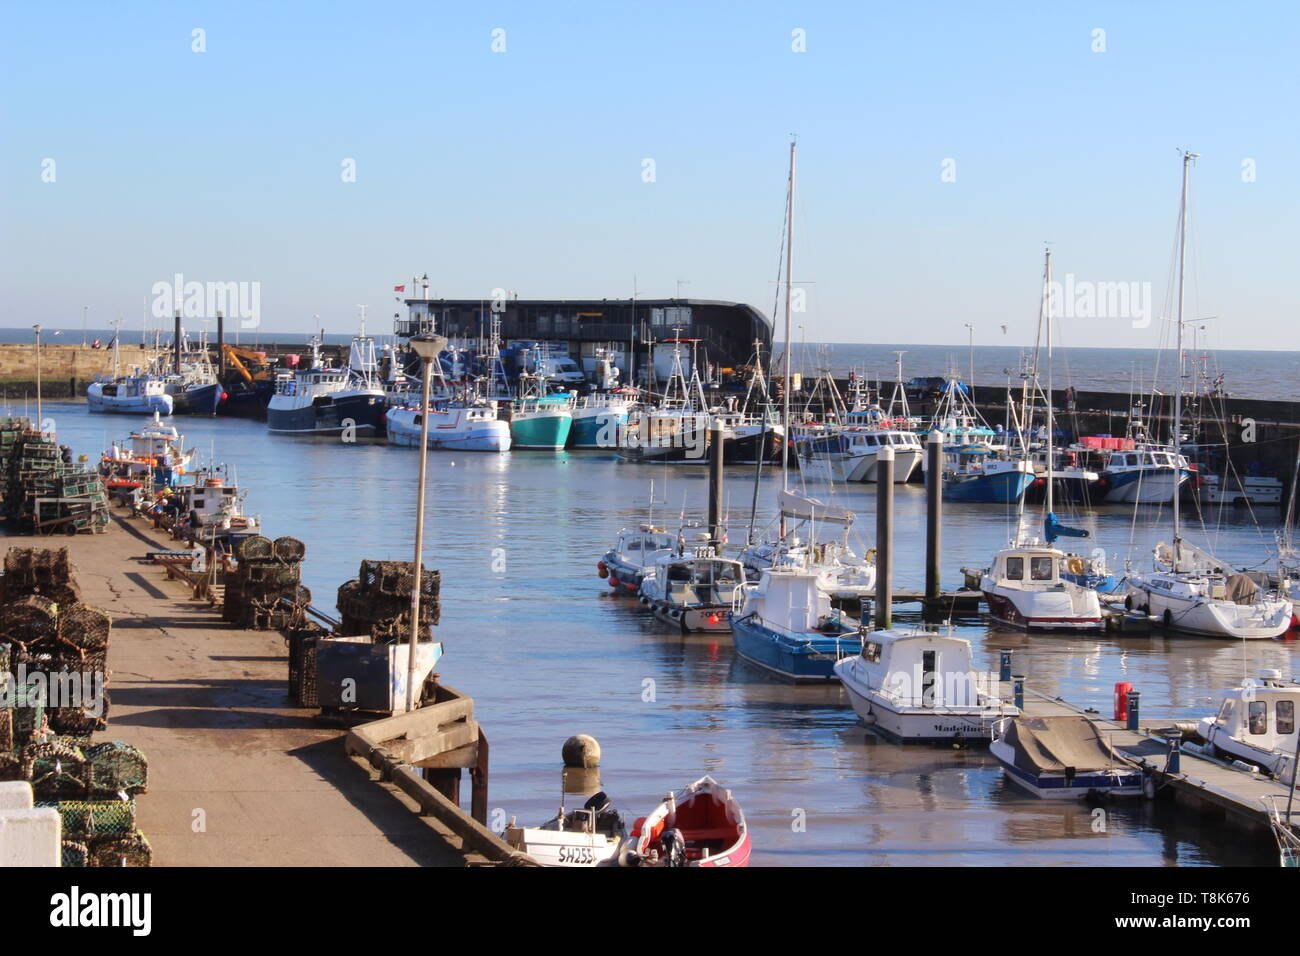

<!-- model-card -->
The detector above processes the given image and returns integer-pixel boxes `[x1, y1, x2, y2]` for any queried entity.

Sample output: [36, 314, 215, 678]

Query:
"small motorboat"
[730, 565, 861, 681]
[621, 776, 750, 867]
[598, 523, 676, 594]
[503, 791, 627, 867]
[834, 624, 1018, 741]
[1198, 670, 1300, 781]
[638, 537, 745, 632]
[990, 715, 1145, 799]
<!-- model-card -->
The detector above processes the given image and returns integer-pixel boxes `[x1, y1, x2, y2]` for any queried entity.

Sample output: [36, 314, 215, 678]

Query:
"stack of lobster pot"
[0, 545, 151, 866]
[335, 559, 441, 644]
[222, 534, 311, 630]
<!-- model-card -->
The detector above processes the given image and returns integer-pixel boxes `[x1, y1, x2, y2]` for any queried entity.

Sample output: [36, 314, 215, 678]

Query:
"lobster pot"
[45, 799, 138, 838]
[57, 602, 112, 651]
[84, 742, 148, 797]
[87, 831, 151, 867]
[1, 594, 60, 652]
[5, 680, 48, 750]
[23, 739, 88, 800]
[61, 840, 89, 867]
[286, 623, 324, 708]
[235, 535, 274, 562]
[358, 560, 441, 601]
[273, 536, 306, 563]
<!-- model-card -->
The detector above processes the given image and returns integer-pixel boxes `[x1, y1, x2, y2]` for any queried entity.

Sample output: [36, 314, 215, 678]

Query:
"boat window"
[1030, 557, 1053, 581]
[1005, 556, 1024, 581]
[1248, 700, 1268, 735]
[1127, 454, 1138, 466]
[1279, 700, 1295, 735]
[1217, 699, 1234, 722]
[863, 642, 881, 663]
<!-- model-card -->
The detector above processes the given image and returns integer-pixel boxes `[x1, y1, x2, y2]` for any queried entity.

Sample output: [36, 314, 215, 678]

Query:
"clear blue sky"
[2, 1, 1297, 351]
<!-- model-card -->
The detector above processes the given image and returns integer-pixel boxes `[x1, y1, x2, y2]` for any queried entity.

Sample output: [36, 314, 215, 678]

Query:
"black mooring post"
[874, 446, 894, 630]
[708, 420, 724, 549]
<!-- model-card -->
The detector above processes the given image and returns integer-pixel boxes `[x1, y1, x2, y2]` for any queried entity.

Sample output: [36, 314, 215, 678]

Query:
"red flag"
[393, 285, 406, 292]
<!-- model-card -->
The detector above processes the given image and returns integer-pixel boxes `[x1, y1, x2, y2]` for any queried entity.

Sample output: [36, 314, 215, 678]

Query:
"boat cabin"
[740, 567, 842, 633]
[855, 627, 988, 709]
[1204, 671, 1300, 757]
[658, 556, 744, 608]
[615, 525, 676, 561]
[990, 547, 1063, 587]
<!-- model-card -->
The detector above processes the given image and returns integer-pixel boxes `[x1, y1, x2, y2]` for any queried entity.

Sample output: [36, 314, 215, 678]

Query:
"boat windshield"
[1030, 557, 1054, 581]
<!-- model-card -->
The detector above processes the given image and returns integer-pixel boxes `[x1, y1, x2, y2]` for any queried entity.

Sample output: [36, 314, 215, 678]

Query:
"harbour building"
[396, 292, 771, 380]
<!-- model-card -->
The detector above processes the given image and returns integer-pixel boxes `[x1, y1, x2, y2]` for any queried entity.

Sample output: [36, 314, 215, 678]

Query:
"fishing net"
[1, 595, 59, 651]
[44, 799, 137, 837]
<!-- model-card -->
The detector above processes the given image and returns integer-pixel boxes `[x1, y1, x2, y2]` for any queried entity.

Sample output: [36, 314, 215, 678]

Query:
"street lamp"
[405, 332, 448, 712]
[32, 325, 42, 429]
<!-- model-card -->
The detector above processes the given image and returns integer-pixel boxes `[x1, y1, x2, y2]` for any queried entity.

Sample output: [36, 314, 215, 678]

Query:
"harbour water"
[41, 401, 1297, 866]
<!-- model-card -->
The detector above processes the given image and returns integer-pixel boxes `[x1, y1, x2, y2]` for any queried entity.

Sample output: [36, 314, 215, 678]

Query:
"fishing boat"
[173, 466, 261, 546]
[1197, 670, 1300, 782]
[266, 334, 387, 436]
[990, 715, 1146, 799]
[503, 791, 627, 867]
[99, 411, 194, 492]
[598, 523, 677, 594]
[1100, 441, 1192, 504]
[570, 392, 634, 449]
[934, 445, 1035, 503]
[639, 538, 745, 632]
[509, 365, 574, 450]
[386, 401, 510, 452]
[730, 566, 861, 681]
[1125, 153, 1294, 639]
[834, 624, 1018, 741]
[87, 373, 173, 415]
[738, 490, 876, 599]
[620, 776, 750, 867]
[151, 333, 225, 416]
[617, 340, 710, 463]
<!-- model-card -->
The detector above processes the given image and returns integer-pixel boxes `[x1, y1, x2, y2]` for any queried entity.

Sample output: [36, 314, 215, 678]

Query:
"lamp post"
[32, 325, 42, 430]
[406, 333, 448, 712]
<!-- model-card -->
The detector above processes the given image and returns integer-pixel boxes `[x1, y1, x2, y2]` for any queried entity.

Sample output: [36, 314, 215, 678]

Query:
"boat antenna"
[1172, 149, 1198, 570]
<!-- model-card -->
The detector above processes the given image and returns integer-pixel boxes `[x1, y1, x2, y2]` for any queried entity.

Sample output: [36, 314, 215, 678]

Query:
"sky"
[2, 1, 1298, 352]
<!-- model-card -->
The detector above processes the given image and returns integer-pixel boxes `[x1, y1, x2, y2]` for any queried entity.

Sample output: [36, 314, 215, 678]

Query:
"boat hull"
[571, 408, 629, 449]
[87, 387, 173, 416]
[267, 391, 387, 436]
[1125, 581, 1293, 639]
[836, 662, 1005, 742]
[981, 588, 1105, 631]
[990, 739, 1145, 798]
[942, 470, 1034, 503]
[170, 382, 224, 416]
[386, 408, 511, 452]
[511, 412, 572, 450]
[1102, 468, 1188, 504]
[730, 615, 858, 681]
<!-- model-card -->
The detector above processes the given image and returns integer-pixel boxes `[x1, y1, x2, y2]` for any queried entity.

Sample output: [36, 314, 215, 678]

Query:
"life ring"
[1066, 556, 1085, 575]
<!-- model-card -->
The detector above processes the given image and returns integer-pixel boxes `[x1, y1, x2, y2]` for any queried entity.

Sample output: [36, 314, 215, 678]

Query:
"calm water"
[39, 401, 1300, 866]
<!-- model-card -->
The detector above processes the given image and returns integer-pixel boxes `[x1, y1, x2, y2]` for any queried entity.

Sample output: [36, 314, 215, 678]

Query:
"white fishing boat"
[503, 791, 627, 867]
[638, 537, 745, 632]
[834, 624, 1017, 741]
[1197, 670, 1300, 782]
[730, 565, 862, 681]
[1125, 152, 1293, 640]
[100, 411, 194, 491]
[598, 523, 677, 594]
[87, 373, 173, 415]
[386, 402, 510, 452]
[175, 466, 261, 544]
[990, 715, 1145, 799]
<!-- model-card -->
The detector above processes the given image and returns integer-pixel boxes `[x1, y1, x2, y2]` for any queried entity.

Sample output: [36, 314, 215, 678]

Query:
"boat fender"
[598, 566, 609, 579]
[1142, 775, 1156, 800]
[1162, 609, 1174, 628]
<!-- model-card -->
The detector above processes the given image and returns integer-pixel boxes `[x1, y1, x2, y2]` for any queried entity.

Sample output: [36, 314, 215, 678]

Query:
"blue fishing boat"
[730, 566, 862, 681]
[933, 445, 1034, 503]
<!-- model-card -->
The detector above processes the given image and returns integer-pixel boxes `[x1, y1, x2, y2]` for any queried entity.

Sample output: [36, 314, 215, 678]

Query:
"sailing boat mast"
[781, 138, 796, 491]
[1173, 150, 1197, 565]
[1045, 247, 1054, 519]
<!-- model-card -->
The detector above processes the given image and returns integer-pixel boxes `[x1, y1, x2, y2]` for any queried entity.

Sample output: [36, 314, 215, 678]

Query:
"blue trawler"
[730, 566, 862, 681]
[931, 445, 1035, 504]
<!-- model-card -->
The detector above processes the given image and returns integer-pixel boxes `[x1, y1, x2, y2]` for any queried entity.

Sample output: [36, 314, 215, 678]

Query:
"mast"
[1173, 150, 1197, 563]
[1045, 247, 1054, 518]
[781, 138, 796, 491]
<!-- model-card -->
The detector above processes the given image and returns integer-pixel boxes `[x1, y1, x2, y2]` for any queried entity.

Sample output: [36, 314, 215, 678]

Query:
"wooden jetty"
[37, 508, 522, 866]
[1019, 686, 1300, 834]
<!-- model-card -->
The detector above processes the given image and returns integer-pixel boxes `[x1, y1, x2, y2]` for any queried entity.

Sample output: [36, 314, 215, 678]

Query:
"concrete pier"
[43, 512, 478, 866]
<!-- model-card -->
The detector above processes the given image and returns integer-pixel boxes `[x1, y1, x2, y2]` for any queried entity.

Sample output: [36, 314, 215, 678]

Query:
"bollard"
[999, 649, 1013, 682]
[1126, 690, 1141, 731]
[1166, 730, 1182, 774]
[1013, 674, 1025, 711]
[874, 447, 894, 630]
[1114, 681, 1133, 721]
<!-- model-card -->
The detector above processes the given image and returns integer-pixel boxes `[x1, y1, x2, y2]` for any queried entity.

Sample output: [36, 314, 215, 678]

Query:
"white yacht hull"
[835, 658, 1007, 741]
[1126, 580, 1293, 639]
